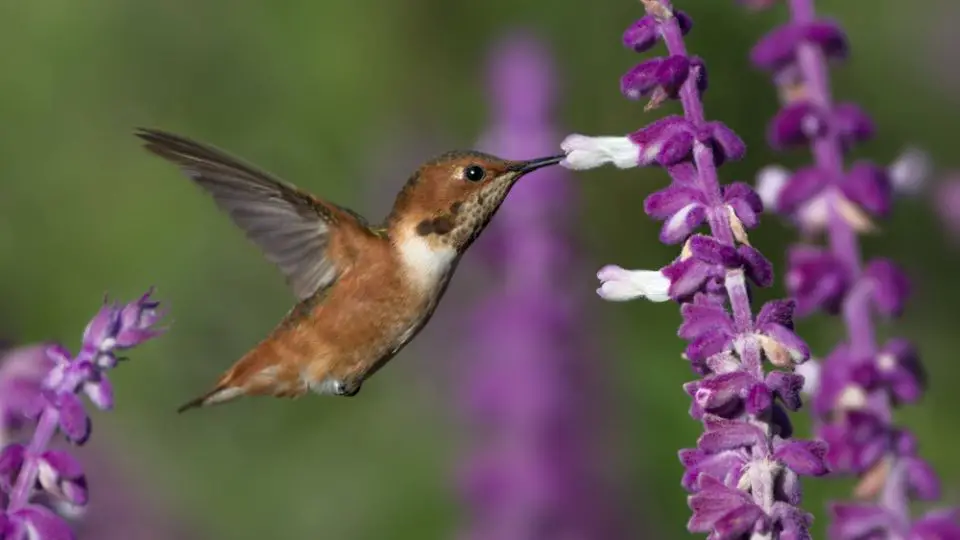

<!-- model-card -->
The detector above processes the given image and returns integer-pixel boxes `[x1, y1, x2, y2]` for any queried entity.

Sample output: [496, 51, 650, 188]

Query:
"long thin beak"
[512, 154, 566, 174]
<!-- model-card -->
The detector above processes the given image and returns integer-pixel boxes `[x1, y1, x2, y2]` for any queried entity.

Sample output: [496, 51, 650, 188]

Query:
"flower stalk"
[458, 31, 616, 540]
[560, 1, 828, 537]
[744, 0, 960, 537]
[0, 291, 164, 539]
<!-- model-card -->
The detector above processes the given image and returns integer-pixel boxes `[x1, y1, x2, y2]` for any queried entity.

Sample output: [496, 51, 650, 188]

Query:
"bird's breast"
[395, 233, 458, 292]
[269, 234, 460, 386]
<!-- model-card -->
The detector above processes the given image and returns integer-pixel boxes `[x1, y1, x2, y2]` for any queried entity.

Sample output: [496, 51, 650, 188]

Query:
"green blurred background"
[1, 0, 958, 538]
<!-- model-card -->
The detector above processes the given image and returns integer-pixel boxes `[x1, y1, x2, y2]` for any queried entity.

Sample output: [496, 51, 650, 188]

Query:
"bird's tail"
[176, 346, 302, 413]
[176, 384, 245, 413]
[176, 351, 257, 413]
[177, 396, 205, 414]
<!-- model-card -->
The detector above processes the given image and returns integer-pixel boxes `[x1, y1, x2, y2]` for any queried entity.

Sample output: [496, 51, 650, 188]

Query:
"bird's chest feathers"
[387, 234, 458, 351]
[396, 234, 458, 293]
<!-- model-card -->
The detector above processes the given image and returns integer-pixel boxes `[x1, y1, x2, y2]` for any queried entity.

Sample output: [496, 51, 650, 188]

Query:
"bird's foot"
[334, 379, 362, 397]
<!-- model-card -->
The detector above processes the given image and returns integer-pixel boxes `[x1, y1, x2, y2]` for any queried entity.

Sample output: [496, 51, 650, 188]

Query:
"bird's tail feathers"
[176, 384, 246, 413]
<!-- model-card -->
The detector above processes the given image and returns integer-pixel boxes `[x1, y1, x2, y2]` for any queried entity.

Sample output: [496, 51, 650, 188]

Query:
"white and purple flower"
[559, 1, 827, 537]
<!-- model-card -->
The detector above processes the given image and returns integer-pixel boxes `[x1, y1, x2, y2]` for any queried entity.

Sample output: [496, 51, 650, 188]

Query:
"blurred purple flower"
[0, 291, 164, 539]
[458, 31, 616, 540]
[743, 0, 959, 536]
[559, 1, 826, 536]
[0, 346, 54, 447]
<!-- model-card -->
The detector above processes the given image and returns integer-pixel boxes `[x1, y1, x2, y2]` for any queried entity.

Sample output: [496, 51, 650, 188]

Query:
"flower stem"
[649, 3, 777, 533]
[8, 409, 57, 510]
[7, 369, 83, 512]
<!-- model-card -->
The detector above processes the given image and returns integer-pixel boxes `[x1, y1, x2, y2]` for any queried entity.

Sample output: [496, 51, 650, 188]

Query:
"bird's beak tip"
[515, 154, 566, 174]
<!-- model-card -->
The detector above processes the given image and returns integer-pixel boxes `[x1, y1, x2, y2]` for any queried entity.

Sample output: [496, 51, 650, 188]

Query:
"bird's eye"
[463, 165, 485, 182]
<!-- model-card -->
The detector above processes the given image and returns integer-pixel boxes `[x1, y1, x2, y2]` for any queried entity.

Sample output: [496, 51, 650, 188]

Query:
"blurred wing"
[135, 127, 373, 301]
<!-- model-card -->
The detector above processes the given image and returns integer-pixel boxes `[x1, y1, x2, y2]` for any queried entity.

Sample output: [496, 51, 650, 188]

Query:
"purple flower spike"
[559, 1, 821, 536]
[742, 0, 958, 534]
[459, 31, 618, 540]
[0, 291, 165, 539]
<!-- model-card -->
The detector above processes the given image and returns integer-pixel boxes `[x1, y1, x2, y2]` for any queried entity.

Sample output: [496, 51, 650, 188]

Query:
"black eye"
[464, 165, 485, 182]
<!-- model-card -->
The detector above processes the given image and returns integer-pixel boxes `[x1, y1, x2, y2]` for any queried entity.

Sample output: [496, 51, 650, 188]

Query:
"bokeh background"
[1, 0, 958, 538]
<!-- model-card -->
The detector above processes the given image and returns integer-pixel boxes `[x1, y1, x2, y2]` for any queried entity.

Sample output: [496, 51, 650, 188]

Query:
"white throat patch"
[396, 233, 457, 291]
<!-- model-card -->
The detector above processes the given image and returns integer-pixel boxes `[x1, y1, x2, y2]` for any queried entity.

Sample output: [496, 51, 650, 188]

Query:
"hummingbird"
[133, 128, 564, 412]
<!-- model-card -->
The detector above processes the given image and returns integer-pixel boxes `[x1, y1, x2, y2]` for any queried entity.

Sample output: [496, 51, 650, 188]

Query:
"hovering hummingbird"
[134, 128, 564, 412]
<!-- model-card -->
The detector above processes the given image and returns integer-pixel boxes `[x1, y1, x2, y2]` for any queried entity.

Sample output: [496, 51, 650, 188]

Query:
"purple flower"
[0, 290, 165, 539]
[743, 0, 959, 535]
[785, 245, 850, 316]
[0, 346, 54, 444]
[558, 1, 825, 536]
[458, 31, 616, 540]
[644, 172, 759, 245]
[760, 161, 891, 235]
[829, 505, 960, 540]
[751, 19, 848, 71]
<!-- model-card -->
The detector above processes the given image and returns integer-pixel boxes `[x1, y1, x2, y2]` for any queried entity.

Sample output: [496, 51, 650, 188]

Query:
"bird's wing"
[135, 127, 377, 301]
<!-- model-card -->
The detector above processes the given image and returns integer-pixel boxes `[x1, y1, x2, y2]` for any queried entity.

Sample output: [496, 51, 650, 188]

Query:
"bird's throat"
[394, 231, 458, 293]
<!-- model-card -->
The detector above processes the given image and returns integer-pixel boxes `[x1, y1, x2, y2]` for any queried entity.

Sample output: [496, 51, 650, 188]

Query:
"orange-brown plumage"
[134, 128, 563, 412]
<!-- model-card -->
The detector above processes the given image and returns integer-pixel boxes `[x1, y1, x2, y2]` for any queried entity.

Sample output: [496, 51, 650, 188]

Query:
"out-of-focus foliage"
[0, 0, 956, 538]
